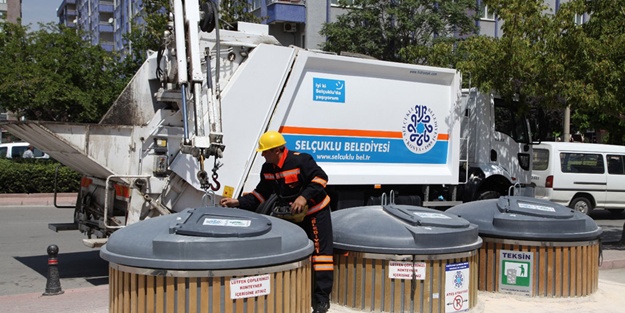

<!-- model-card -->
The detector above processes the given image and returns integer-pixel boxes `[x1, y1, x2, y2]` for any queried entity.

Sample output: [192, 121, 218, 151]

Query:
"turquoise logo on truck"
[402, 105, 438, 154]
[313, 78, 345, 103]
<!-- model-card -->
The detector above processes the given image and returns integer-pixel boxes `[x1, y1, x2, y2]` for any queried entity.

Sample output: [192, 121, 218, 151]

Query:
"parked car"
[532, 141, 625, 214]
[0, 142, 49, 159]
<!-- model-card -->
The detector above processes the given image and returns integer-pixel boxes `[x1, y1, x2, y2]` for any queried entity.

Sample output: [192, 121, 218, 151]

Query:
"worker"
[220, 130, 333, 313]
[22, 145, 35, 158]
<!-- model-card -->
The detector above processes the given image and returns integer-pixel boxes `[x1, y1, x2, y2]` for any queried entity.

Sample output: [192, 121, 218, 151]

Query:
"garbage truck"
[0, 1, 533, 247]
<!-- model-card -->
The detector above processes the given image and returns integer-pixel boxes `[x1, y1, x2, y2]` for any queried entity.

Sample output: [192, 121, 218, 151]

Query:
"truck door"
[491, 99, 532, 186]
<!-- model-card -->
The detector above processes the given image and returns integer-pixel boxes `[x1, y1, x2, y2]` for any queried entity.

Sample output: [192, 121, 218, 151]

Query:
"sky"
[21, 0, 61, 30]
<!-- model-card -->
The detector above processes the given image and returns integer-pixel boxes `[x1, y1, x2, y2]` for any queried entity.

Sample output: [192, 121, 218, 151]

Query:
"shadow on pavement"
[14, 250, 109, 285]
[600, 224, 624, 245]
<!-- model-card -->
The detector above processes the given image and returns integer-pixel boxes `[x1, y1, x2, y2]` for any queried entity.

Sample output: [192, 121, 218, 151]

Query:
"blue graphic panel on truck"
[284, 134, 448, 164]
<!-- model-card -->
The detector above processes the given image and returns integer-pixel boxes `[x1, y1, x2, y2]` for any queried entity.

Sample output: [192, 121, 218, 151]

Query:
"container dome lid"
[445, 196, 602, 241]
[100, 207, 313, 270]
[332, 204, 482, 254]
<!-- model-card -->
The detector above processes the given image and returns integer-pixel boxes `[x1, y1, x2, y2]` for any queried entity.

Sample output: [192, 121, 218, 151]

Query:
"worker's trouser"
[298, 207, 333, 306]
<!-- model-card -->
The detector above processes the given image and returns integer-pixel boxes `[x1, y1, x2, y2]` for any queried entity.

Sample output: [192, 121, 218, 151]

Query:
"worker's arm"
[236, 165, 275, 211]
[298, 154, 329, 207]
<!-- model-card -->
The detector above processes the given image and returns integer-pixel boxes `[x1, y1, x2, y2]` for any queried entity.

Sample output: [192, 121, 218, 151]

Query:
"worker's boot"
[312, 300, 330, 313]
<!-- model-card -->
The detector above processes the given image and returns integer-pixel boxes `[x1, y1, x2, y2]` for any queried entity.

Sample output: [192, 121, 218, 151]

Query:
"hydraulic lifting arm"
[165, 0, 224, 191]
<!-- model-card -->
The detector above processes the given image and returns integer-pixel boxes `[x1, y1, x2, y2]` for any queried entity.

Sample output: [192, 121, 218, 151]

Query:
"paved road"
[0, 206, 107, 296]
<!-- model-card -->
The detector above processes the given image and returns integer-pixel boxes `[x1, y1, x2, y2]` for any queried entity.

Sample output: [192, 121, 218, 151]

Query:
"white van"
[532, 142, 625, 214]
[0, 142, 49, 159]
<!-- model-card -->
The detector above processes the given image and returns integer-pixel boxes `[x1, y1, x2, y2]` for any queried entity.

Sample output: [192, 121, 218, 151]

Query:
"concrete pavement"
[2, 194, 625, 313]
[1, 272, 624, 313]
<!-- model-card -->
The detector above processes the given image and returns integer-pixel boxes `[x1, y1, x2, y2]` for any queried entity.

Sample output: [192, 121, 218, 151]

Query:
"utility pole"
[564, 106, 571, 142]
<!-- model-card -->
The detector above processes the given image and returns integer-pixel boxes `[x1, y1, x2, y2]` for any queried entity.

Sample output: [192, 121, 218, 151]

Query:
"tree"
[124, 0, 261, 74]
[0, 22, 126, 122]
[120, 0, 171, 75]
[320, 0, 479, 66]
[458, 0, 625, 143]
[219, 0, 262, 29]
[456, 0, 559, 115]
[561, 0, 625, 144]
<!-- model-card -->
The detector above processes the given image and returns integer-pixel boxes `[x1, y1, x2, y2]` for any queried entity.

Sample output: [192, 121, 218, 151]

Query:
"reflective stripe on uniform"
[313, 254, 334, 272]
[307, 195, 330, 215]
[275, 169, 300, 178]
[312, 255, 334, 263]
[311, 176, 327, 187]
[252, 190, 265, 203]
[313, 264, 334, 271]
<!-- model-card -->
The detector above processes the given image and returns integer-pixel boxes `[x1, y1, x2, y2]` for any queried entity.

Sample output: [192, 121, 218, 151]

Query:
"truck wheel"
[569, 197, 592, 214]
[477, 190, 500, 200]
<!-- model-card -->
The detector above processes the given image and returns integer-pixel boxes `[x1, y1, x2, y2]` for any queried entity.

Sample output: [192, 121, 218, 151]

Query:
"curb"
[600, 259, 625, 270]
[0, 193, 77, 207]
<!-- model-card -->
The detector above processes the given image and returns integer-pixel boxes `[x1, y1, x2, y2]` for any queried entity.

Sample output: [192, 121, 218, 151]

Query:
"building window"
[252, 0, 261, 10]
[480, 4, 496, 20]
[0, 0, 6, 4]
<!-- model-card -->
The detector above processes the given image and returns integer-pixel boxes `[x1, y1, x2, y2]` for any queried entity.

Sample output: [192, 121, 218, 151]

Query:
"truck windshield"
[493, 99, 530, 144]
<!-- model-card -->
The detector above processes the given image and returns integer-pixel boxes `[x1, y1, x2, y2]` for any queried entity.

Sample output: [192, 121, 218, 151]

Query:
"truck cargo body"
[1, 25, 532, 245]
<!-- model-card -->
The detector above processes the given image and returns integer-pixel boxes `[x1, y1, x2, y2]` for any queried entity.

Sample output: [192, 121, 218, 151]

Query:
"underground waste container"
[331, 203, 482, 313]
[100, 206, 314, 313]
[446, 196, 602, 297]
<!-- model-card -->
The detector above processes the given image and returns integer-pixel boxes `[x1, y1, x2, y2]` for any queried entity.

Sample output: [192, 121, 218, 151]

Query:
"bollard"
[43, 244, 64, 296]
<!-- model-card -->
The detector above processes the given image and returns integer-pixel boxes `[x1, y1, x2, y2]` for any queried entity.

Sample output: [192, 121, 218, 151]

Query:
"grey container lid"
[445, 196, 602, 241]
[332, 204, 482, 254]
[100, 207, 314, 270]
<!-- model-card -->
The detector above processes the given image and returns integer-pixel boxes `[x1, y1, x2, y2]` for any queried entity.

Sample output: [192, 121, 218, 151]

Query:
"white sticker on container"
[518, 202, 556, 212]
[202, 218, 251, 227]
[230, 274, 271, 299]
[388, 261, 427, 280]
[414, 212, 451, 219]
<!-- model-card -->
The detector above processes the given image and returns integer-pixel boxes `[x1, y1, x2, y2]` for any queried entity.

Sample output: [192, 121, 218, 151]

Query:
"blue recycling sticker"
[313, 78, 345, 103]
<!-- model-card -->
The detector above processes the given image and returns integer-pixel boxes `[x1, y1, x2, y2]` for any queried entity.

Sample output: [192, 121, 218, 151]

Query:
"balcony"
[99, 4, 114, 13]
[266, 0, 305, 24]
[98, 23, 114, 33]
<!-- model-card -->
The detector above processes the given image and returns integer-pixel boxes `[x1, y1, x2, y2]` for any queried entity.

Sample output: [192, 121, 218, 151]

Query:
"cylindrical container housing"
[101, 207, 314, 313]
[446, 196, 602, 297]
[332, 204, 482, 313]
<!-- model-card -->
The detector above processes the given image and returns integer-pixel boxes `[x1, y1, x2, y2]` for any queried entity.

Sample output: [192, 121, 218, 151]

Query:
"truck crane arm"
[161, 0, 224, 191]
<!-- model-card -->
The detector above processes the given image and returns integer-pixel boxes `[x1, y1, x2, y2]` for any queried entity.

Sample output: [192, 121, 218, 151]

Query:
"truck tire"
[569, 197, 592, 214]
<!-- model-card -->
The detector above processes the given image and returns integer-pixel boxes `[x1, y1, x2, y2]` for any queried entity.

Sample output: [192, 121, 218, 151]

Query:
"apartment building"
[1, 0, 21, 23]
[57, 0, 139, 53]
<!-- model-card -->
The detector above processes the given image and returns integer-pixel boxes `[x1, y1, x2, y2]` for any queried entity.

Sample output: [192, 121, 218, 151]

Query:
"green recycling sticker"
[499, 250, 533, 296]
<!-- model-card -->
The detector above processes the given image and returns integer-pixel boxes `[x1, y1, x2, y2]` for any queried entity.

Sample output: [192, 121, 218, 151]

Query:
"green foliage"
[121, 0, 171, 75]
[456, 0, 625, 143]
[123, 0, 261, 73]
[0, 22, 127, 122]
[219, 0, 262, 29]
[320, 0, 478, 65]
[0, 159, 81, 193]
[457, 0, 556, 113]
[562, 0, 625, 144]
